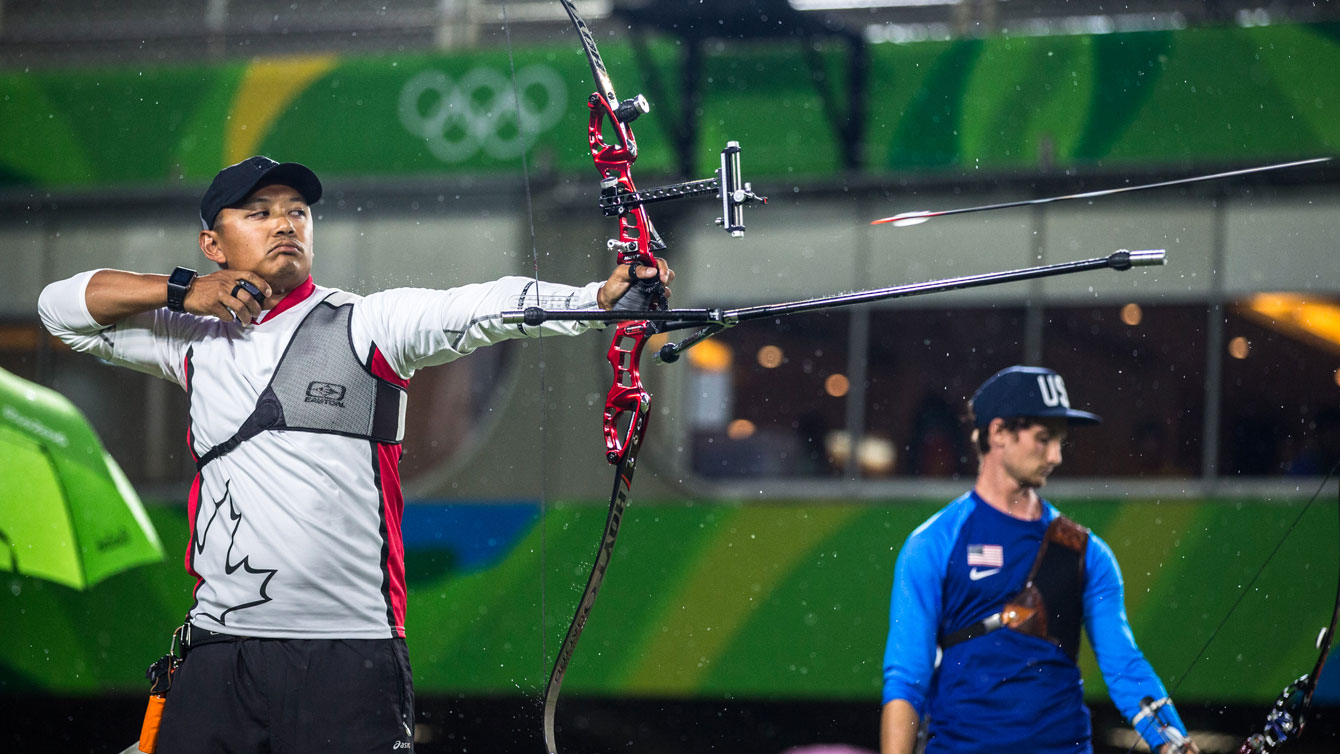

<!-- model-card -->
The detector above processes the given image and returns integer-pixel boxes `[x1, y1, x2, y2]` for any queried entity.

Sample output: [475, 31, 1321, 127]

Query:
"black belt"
[178, 623, 244, 654]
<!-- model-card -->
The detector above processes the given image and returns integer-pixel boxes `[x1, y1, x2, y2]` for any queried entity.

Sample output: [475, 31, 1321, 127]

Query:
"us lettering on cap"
[1037, 374, 1071, 408]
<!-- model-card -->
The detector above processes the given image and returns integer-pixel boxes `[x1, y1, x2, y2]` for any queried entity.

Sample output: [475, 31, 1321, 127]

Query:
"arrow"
[871, 157, 1331, 227]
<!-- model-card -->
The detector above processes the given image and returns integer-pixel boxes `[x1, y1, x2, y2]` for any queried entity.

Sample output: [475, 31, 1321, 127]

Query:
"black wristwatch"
[166, 266, 197, 312]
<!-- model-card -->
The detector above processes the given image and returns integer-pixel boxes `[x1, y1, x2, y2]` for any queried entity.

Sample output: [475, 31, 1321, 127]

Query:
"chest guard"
[941, 515, 1090, 662]
[195, 291, 408, 470]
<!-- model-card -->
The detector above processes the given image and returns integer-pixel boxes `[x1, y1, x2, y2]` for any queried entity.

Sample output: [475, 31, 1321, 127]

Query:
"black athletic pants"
[156, 636, 415, 754]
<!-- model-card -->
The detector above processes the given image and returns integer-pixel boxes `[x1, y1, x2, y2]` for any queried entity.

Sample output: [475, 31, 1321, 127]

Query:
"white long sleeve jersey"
[39, 272, 602, 639]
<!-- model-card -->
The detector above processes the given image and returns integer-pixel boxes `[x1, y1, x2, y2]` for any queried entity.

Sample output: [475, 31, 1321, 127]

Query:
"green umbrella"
[0, 367, 163, 590]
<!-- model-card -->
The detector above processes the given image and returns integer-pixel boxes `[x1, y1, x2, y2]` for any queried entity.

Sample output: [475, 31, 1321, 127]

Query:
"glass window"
[686, 312, 850, 478]
[1041, 304, 1207, 477]
[398, 343, 514, 484]
[0, 321, 46, 384]
[1220, 294, 1340, 477]
[865, 306, 1027, 478]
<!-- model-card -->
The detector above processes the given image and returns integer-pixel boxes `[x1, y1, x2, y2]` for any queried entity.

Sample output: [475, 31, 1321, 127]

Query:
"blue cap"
[970, 366, 1101, 428]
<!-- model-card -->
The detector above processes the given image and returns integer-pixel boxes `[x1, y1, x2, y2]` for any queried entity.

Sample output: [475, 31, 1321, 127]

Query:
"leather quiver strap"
[939, 515, 1089, 657]
[1009, 516, 1089, 656]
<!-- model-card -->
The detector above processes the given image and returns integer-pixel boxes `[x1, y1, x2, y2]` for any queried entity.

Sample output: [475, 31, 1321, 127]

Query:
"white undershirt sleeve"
[354, 276, 605, 379]
[38, 269, 200, 386]
[37, 269, 105, 337]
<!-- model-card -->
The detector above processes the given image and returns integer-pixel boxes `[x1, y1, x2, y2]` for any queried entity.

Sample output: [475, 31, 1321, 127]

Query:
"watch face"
[169, 267, 196, 286]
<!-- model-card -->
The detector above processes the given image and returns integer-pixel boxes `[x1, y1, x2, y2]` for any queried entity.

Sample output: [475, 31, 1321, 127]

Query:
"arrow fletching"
[872, 210, 935, 227]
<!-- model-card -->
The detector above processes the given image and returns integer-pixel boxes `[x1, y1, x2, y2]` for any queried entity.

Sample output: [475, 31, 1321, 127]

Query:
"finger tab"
[231, 280, 263, 300]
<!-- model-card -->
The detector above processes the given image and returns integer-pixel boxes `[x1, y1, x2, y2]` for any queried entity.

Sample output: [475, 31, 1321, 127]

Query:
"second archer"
[881, 366, 1200, 754]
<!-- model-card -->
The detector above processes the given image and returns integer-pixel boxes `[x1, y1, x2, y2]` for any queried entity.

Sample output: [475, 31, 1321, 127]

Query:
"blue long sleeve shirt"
[882, 491, 1187, 753]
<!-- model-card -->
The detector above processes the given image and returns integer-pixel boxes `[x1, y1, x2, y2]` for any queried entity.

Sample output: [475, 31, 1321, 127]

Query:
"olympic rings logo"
[398, 64, 567, 164]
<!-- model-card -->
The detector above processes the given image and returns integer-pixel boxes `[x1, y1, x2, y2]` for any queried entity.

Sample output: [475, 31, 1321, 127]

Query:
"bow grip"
[611, 266, 665, 314]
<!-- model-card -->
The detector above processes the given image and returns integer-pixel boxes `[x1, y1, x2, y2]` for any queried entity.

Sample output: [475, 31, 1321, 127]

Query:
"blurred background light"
[726, 418, 757, 440]
[687, 338, 733, 373]
[756, 344, 784, 369]
[824, 373, 850, 398]
[1228, 336, 1251, 360]
[1240, 293, 1340, 353]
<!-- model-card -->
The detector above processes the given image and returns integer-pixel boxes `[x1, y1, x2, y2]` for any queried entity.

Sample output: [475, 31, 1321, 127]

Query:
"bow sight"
[598, 140, 766, 241]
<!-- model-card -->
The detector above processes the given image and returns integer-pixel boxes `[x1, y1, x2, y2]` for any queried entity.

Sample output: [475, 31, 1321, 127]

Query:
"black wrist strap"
[167, 266, 197, 312]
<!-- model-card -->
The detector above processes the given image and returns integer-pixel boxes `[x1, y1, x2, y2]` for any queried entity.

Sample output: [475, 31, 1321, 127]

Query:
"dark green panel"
[0, 72, 96, 187]
[1073, 31, 1174, 161]
[697, 43, 840, 177]
[1103, 27, 1323, 161]
[1310, 19, 1340, 45]
[958, 35, 1093, 167]
[863, 42, 944, 165]
[887, 39, 985, 169]
[5, 65, 241, 186]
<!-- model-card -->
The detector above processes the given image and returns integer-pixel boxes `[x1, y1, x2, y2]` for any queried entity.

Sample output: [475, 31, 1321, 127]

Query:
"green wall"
[3, 497, 1335, 705]
[2, 24, 1339, 189]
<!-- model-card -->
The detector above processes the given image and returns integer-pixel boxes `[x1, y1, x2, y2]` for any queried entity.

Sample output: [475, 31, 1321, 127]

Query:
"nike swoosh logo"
[969, 567, 1001, 581]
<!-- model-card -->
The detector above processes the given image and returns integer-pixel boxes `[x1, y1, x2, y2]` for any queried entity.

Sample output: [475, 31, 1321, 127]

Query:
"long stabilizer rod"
[502, 249, 1165, 361]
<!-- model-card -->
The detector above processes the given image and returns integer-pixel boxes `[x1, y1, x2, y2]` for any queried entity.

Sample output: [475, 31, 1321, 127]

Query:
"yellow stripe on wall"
[225, 55, 338, 164]
[616, 504, 866, 693]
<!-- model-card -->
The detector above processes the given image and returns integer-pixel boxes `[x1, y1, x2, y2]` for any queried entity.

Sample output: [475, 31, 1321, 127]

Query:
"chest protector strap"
[940, 515, 1089, 661]
[195, 291, 408, 471]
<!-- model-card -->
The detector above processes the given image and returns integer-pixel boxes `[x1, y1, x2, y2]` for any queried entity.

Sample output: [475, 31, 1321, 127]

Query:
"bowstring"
[1168, 459, 1340, 690]
[1124, 457, 1340, 753]
[500, 0, 550, 717]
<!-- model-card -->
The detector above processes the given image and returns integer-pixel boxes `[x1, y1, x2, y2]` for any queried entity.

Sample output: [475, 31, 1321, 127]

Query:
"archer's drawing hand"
[186, 271, 273, 325]
[598, 260, 673, 311]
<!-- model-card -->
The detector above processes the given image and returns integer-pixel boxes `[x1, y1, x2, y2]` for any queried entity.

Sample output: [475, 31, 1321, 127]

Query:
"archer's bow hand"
[599, 260, 674, 312]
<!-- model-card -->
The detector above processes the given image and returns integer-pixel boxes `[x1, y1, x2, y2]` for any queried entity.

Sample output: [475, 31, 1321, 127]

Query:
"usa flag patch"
[967, 544, 1003, 567]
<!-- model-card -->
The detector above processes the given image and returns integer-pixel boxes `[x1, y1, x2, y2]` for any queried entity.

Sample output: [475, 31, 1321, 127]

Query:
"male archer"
[38, 155, 671, 753]
[880, 366, 1198, 754]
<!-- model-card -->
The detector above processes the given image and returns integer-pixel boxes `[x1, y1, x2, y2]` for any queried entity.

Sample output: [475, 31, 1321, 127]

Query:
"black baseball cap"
[200, 156, 322, 229]
[970, 366, 1101, 427]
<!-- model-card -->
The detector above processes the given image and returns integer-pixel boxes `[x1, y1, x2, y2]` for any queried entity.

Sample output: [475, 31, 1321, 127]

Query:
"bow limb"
[542, 4, 660, 752]
[1235, 460, 1340, 754]
[541, 5, 760, 750]
[541, 375, 650, 754]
